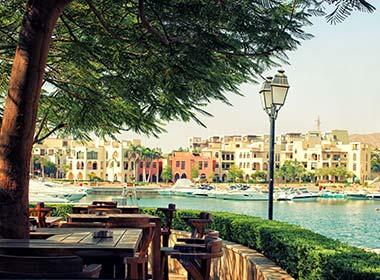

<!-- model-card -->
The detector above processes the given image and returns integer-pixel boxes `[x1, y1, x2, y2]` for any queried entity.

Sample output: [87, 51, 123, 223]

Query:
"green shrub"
[39, 205, 380, 279]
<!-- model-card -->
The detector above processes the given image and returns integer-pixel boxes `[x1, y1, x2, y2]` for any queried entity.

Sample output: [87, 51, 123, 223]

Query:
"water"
[80, 195, 380, 249]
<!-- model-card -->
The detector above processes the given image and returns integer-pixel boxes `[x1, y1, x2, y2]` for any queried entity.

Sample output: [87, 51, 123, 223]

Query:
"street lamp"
[259, 70, 290, 220]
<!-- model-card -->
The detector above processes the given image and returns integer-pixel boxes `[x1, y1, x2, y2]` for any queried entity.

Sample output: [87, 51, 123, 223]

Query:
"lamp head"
[271, 70, 290, 108]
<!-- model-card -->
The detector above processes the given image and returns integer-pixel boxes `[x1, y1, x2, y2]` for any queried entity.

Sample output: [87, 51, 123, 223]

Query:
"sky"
[121, 5, 380, 152]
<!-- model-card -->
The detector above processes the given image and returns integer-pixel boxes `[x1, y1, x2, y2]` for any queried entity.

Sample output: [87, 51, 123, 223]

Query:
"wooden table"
[3, 228, 142, 278]
[29, 216, 63, 226]
[67, 213, 162, 280]
[72, 205, 139, 214]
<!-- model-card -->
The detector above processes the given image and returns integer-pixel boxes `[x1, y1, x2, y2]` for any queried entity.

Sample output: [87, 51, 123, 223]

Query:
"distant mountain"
[350, 133, 380, 148]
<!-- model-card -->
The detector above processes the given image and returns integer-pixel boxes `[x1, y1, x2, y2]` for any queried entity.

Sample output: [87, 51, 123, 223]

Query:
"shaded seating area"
[2, 200, 224, 280]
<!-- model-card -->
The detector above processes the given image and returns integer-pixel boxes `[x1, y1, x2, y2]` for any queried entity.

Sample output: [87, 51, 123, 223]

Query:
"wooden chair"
[0, 254, 101, 279]
[29, 202, 54, 228]
[92, 201, 118, 208]
[107, 218, 155, 280]
[58, 222, 106, 228]
[87, 207, 122, 214]
[178, 212, 213, 242]
[157, 204, 176, 280]
[161, 237, 223, 280]
[157, 203, 176, 247]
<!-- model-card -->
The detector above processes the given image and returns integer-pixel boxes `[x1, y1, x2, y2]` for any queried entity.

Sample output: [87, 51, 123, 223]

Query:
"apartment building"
[169, 151, 215, 181]
[190, 130, 372, 182]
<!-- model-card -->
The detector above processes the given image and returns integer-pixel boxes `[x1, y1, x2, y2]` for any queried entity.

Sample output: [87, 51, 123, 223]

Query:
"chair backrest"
[199, 212, 212, 221]
[0, 254, 101, 278]
[157, 203, 176, 229]
[59, 222, 106, 228]
[88, 207, 122, 214]
[107, 219, 155, 258]
[30, 202, 53, 228]
[91, 201, 117, 208]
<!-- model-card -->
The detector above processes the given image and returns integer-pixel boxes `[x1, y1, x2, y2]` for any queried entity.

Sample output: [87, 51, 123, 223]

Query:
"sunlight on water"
[81, 195, 380, 249]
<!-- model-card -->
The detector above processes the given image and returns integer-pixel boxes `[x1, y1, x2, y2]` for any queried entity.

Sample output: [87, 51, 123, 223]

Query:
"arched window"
[93, 162, 97, 170]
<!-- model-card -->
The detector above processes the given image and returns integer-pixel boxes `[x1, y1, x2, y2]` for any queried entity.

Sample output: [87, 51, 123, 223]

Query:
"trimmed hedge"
[41, 204, 380, 280]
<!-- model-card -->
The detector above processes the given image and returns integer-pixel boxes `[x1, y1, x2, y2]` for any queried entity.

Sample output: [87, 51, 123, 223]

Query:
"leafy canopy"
[0, 0, 374, 141]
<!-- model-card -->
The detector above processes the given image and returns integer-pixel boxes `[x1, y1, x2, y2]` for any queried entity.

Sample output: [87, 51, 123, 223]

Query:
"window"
[153, 162, 157, 168]
[76, 151, 84, 159]
[124, 162, 128, 170]
[48, 149, 54, 155]
[204, 161, 208, 168]
[198, 162, 202, 170]
[93, 162, 97, 170]
[140, 162, 143, 168]
[40, 149, 45, 156]
[215, 163, 219, 168]
[87, 151, 98, 160]
[215, 152, 219, 158]
[181, 161, 185, 169]
[176, 161, 180, 168]
[353, 163, 357, 171]
[146, 162, 150, 168]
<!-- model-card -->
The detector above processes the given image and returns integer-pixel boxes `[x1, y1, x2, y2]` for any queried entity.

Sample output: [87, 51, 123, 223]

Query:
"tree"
[44, 161, 57, 178]
[191, 166, 199, 180]
[279, 160, 306, 182]
[371, 150, 380, 173]
[0, 0, 374, 238]
[228, 165, 244, 183]
[161, 166, 172, 183]
[251, 171, 267, 183]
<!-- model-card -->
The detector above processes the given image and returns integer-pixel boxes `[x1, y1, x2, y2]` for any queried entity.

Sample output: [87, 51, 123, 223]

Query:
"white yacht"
[367, 192, 380, 200]
[158, 179, 197, 196]
[29, 180, 88, 202]
[220, 190, 268, 201]
[290, 188, 320, 201]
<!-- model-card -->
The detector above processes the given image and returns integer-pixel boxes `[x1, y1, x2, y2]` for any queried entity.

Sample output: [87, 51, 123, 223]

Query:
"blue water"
[81, 195, 380, 249]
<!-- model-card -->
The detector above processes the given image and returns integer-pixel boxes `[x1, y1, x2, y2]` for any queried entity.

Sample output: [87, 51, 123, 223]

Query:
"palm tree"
[153, 148, 162, 183]
[128, 144, 142, 183]
[140, 146, 151, 182]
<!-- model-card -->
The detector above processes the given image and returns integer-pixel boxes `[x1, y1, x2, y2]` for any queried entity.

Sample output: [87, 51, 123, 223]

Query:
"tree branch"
[138, 0, 170, 45]
[33, 123, 66, 144]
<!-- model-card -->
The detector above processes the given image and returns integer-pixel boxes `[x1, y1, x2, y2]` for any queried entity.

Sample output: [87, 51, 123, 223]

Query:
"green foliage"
[228, 164, 244, 182]
[251, 170, 267, 182]
[371, 150, 380, 173]
[167, 210, 380, 279]
[0, 0, 317, 140]
[315, 166, 353, 182]
[161, 166, 172, 182]
[278, 160, 306, 182]
[191, 166, 199, 179]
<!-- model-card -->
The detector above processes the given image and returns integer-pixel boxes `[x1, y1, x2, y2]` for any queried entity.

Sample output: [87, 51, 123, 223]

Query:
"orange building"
[169, 151, 215, 181]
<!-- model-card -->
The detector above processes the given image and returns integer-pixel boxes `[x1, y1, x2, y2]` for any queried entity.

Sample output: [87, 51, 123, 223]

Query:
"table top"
[0, 228, 142, 255]
[68, 213, 158, 220]
[72, 205, 139, 208]
[29, 216, 63, 224]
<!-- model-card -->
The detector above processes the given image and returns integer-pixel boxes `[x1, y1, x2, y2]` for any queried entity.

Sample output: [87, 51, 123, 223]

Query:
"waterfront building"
[168, 151, 215, 181]
[190, 129, 372, 183]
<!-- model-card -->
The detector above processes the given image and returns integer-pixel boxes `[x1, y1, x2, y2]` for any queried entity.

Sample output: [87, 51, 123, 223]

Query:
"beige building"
[190, 130, 372, 182]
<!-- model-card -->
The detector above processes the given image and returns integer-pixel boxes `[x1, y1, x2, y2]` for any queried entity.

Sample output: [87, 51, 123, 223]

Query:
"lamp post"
[259, 70, 290, 220]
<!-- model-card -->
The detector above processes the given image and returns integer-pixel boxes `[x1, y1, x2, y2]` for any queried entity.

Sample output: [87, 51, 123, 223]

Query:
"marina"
[78, 193, 380, 250]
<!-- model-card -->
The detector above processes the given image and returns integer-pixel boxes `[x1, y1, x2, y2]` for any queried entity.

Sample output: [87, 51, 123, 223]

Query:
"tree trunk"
[0, 0, 69, 239]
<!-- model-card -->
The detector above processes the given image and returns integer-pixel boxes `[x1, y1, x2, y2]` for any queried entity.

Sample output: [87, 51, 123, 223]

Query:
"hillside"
[350, 133, 380, 148]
